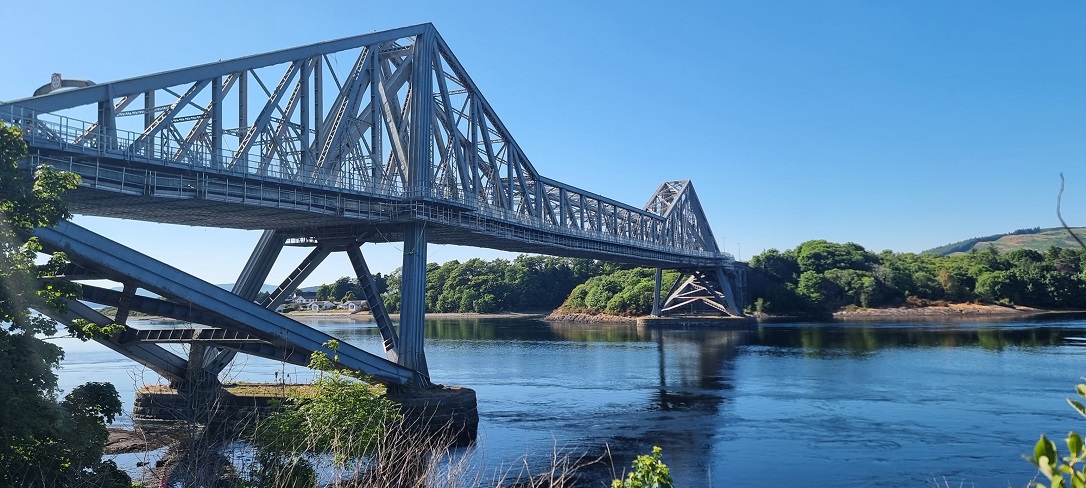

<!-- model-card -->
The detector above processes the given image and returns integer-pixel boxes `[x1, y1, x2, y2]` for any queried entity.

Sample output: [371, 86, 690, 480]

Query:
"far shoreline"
[283, 310, 551, 321]
[831, 302, 1086, 320]
[123, 303, 1086, 325]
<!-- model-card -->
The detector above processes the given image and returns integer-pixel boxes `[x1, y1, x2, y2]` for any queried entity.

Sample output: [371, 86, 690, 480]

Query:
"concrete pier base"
[132, 384, 283, 433]
[637, 315, 756, 327]
[384, 385, 479, 446]
[132, 383, 480, 446]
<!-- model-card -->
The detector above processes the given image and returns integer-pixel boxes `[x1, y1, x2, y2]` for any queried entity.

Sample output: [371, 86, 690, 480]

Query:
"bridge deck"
[26, 150, 732, 269]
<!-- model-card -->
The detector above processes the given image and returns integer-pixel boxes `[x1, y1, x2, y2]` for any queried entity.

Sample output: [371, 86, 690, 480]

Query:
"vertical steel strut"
[398, 222, 431, 386]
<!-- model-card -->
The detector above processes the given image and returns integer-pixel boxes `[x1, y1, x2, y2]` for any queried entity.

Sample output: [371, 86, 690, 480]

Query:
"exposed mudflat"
[105, 427, 173, 455]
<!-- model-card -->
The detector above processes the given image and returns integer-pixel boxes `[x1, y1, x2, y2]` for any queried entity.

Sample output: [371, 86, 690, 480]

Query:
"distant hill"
[923, 227, 1086, 256]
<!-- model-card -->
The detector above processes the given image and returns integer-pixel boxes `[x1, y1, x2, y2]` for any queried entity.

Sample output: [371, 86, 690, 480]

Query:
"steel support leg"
[206, 230, 287, 375]
[652, 268, 662, 317]
[261, 245, 332, 311]
[398, 223, 431, 387]
[114, 284, 137, 324]
[234, 230, 286, 301]
[714, 268, 742, 315]
[346, 245, 399, 363]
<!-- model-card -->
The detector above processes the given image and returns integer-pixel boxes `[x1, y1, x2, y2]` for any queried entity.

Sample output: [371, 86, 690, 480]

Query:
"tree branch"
[1057, 173, 1086, 251]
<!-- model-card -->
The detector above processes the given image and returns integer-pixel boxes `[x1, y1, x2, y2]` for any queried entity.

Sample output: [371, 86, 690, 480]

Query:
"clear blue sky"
[3, 0, 1084, 287]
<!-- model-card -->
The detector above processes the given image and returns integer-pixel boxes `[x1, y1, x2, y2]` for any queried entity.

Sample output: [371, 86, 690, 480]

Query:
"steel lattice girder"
[1, 24, 735, 268]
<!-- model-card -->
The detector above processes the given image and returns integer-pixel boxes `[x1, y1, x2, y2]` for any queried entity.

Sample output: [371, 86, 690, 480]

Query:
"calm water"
[56, 315, 1086, 487]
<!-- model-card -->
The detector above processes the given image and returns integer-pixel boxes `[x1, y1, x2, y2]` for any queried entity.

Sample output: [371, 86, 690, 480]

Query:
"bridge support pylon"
[652, 268, 663, 317]
[660, 267, 746, 317]
[398, 222, 431, 385]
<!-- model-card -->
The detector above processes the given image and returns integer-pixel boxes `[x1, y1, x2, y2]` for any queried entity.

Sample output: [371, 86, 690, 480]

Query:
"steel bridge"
[1, 23, 743, 389]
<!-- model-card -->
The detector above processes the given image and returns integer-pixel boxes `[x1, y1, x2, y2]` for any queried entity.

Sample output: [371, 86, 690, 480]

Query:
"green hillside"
[924, 227, 1086, 256]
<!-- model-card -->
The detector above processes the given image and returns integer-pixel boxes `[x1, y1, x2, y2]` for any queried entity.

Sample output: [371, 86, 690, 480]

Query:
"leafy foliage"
[560, 267, 680, 316]
[749, 240, 1086, 315]
[315, 274, 389, 302]
[1028, 382, 1086, 488]
[612, 446, 674, 488]
[0, 123, 128, 486]
[376, 255, 607, 313]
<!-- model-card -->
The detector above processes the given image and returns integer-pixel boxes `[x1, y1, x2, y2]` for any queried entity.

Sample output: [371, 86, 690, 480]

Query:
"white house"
[340, 300, 368, 312]
[292, 291, 318, 304]
[309, 300, 336, 311]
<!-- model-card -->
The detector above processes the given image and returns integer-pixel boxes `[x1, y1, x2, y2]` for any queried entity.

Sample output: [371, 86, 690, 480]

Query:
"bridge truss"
[2, 23, 744, 389]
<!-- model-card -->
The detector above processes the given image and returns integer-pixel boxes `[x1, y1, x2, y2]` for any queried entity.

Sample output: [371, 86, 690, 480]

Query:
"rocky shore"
[542, 311, 638, 324]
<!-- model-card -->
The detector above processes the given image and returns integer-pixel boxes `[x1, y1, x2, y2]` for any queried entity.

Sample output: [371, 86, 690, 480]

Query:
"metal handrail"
[5, 106, 733, 263]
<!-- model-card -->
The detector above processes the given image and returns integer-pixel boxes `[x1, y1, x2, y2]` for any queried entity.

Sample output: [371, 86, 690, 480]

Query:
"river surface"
[56, 314, 1086, 487]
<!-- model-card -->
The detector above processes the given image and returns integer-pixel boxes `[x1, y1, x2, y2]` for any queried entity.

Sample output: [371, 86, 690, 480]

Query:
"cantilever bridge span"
[1, 23, 743, 389]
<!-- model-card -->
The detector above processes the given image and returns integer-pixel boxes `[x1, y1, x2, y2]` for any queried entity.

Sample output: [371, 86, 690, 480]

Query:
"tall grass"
[136, 385, 600, 487]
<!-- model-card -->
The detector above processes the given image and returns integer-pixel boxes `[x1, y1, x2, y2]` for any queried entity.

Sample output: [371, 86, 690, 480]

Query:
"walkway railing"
[8, 106, 735, 268]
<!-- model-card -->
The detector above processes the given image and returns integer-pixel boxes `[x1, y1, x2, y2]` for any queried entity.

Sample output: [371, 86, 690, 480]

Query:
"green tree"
[795, 240, 877, 274]
[377, 257, 605, 314]
[796, 270, 839, 314]
[557, 267, 677, 316]
[382, 268, 403, 312]
[369, 272, 389, 295]
[0, 123, 128, 487]
[328, 276, 352, 301]
[749, 248, 799, 282]
[823, 268, 879, 308]
[974, 270, 1011, 302]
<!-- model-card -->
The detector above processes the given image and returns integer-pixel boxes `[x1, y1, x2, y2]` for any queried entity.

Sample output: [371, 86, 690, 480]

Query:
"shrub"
[612, 446, 673, 488]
